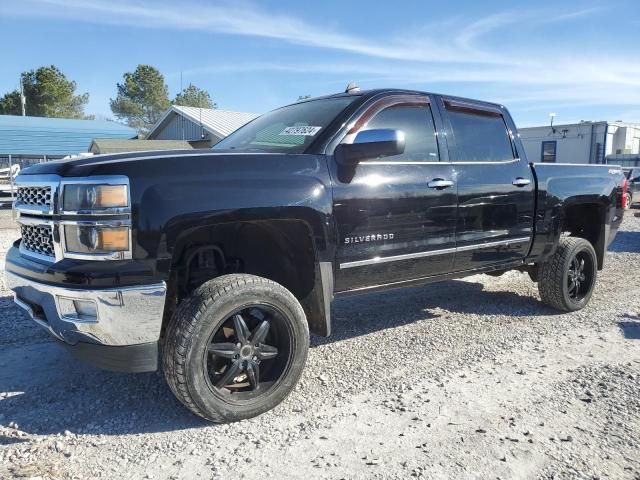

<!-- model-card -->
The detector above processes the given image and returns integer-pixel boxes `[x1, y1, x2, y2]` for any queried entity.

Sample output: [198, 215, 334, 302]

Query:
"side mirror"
[335, 129, 405, 167]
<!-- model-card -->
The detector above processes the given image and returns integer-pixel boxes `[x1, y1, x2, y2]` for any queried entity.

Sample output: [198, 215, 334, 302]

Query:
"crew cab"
[5, 88, 626, 422]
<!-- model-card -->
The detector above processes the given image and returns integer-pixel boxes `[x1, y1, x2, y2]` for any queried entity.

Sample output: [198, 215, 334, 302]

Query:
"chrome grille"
[16, 186, 52, 207]
[20, 224, 55, 257]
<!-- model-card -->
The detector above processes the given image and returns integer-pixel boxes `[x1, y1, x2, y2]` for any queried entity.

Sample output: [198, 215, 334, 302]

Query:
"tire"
[526, 265, 539, 283]
[625, 192, 632, 210]
[538, 237, 597, 312]
[163, 274, 309, 422]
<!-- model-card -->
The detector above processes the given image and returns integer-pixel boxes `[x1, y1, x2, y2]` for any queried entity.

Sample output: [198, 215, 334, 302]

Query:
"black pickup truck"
[5, 88, 626, 422]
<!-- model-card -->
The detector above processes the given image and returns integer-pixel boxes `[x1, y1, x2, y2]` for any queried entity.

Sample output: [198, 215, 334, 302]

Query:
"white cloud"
[454, 11, 520, 51]
[181, 58, 640, 89]
[0, 0, 507, 64]
[2, 0, 638, 117]
[176, 58, 640, 119]
[548, 7, 605, 22]
[0, 0, 614, 72]
[4, 0, 597, 67]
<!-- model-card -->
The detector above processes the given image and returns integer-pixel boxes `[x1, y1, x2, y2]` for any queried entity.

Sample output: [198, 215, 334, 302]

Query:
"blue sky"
[1, 0, 639, 127]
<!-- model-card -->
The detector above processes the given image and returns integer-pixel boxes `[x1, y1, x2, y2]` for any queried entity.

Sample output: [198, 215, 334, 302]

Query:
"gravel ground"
[1, 209, 639, 480]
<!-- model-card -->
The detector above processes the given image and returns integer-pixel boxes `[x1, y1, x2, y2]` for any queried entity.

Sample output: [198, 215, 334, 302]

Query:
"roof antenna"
[345, 81, 360, 95]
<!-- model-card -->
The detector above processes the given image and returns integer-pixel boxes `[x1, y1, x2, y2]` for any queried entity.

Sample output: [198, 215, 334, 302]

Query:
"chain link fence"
[0, 155, 51, 202]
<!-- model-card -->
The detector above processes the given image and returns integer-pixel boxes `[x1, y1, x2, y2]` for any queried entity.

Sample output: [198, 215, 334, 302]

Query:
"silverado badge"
[344, 233, 395, 244]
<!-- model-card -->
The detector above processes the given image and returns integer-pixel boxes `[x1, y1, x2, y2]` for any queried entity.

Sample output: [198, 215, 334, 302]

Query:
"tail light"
[621, 177, 629, 209]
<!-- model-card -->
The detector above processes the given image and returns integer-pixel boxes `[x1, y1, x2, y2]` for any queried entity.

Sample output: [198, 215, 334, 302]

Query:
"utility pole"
[8, 154, 14, 200]
[180, 71, 184, 140]
[20, 77, 26, 116]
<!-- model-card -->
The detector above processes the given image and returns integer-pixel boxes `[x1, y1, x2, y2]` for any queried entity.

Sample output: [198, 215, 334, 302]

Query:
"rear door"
[437, 97, 535, 271]
[330, 95, 458, 292]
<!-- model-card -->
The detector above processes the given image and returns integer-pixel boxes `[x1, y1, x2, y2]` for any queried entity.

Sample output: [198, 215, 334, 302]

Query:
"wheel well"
[561, 203, 606, 269]
[162, 220, 317, 333]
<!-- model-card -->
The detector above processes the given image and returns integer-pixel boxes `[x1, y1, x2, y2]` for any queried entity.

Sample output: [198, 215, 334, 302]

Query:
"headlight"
[64, 225, 130, 254]
[63, 184, 128, 211]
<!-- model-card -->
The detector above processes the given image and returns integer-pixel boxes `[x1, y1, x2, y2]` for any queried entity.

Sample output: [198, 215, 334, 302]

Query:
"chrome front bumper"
[5, 270, 166, 347]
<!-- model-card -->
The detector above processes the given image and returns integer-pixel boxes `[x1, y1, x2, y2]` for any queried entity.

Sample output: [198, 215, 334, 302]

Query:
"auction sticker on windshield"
[280, 126, 322, 136]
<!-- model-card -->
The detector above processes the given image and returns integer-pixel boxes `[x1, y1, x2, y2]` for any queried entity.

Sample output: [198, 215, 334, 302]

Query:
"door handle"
[428, 179, 454, 189]
[512, 177, 531, 187]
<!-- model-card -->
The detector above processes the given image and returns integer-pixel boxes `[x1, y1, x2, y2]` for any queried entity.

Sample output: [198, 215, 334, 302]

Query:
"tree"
[110, 65, 170, 134]
[0, 91, 21, 115]
[0, 65, 89, 118]
[173, 84, 216, 109]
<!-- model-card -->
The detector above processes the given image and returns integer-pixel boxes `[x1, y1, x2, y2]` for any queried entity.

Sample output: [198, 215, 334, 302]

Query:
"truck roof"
[287, 88, 504, 111]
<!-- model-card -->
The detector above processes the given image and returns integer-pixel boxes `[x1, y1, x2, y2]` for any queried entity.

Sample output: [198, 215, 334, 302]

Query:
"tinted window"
[447, 108, 515, 162]
[362, 105, 439, 162]
[213, 97, 356, 154]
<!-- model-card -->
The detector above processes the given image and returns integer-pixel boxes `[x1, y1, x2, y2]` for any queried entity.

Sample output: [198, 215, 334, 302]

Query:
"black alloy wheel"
[566, 252, 594, 304]
[205, 307, 291, 398]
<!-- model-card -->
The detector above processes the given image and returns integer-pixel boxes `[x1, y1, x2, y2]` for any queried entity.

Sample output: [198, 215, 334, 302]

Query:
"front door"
[438, 97, 535, 271]
[330, 95, 458, 292]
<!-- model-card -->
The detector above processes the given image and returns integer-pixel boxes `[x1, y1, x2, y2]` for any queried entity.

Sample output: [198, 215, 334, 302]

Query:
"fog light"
[58, 297, 98, 322]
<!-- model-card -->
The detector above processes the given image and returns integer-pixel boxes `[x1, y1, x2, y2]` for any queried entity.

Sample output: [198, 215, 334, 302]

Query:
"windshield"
[213, 97, 356, 154]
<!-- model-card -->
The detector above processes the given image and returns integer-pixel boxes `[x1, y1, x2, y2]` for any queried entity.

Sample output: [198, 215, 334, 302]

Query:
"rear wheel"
[163, 274, 309, 422]
[625, 192, 632, 209]
[538, 237, 597, 312]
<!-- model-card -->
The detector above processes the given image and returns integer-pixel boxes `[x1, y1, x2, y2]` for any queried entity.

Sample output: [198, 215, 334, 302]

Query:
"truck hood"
[16, 149, 324, 184]
[19, 149, 200, 176]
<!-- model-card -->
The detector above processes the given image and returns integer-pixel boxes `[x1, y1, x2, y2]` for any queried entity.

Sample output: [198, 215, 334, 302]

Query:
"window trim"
[541, 140, 557, 163]
[444, 99, 503, 117]
[442, 97, 518, 163]
[345, 95, 430, 136]
[335, 94, 441, 164]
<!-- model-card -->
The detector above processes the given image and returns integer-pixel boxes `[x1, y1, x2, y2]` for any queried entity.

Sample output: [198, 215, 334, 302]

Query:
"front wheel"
[538, 237, 597, 312]
[163, 274, 309, 422]
[625, 192, 632, 210]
